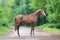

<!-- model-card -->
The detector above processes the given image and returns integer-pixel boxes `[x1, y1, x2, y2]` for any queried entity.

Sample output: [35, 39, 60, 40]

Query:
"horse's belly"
[23, 20, 32, 23]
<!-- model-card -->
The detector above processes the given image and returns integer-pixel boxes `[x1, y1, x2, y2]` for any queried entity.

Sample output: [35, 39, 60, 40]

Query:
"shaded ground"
[0, 27, 60, 40]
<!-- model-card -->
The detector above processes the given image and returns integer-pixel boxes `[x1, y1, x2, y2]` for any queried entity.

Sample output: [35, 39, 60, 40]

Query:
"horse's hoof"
[33, 33, 35, 35]
[30, 34, 32, 37]
[30, 35, 32, 37]
[18, 35, 20, 37]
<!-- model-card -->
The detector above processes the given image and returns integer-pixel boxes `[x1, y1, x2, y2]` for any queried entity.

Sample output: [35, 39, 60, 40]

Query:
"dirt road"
[0, 27, 60, 40]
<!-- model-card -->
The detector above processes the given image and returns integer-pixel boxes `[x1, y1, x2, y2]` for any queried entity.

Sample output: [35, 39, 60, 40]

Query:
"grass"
[0, 26, 9, 35]
[36, 23, 60, 33]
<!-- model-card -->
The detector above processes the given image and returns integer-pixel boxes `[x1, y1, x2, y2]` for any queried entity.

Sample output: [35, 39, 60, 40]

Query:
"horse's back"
[15, 14, 24, 21]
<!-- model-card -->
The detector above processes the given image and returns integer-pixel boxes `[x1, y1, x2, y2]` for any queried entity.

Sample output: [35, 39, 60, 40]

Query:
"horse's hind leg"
[17, 24, 20, 37]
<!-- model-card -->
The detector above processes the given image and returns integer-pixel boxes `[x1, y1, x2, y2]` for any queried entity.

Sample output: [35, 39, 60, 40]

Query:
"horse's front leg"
[17, 27, 20, 37]
[32, 24, 35, 35]
[30, 23, 35, 36]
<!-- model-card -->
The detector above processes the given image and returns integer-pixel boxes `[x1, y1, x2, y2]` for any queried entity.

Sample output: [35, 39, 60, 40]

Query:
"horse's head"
[37, 9, 46, 16]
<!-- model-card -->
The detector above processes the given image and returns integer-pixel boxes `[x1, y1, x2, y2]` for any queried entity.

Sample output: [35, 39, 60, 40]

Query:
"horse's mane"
[28, 9, 40, 16]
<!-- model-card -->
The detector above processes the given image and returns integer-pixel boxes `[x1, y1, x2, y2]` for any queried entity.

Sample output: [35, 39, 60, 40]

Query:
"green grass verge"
[36, 23, 60, 33]
[0, 26, 9, 35]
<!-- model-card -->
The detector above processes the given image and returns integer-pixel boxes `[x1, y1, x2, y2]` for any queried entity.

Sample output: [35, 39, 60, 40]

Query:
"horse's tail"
[14, 18, 17, 31]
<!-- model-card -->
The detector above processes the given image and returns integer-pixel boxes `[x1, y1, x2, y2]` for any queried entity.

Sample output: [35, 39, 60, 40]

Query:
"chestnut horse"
[14, 9, 46, 37]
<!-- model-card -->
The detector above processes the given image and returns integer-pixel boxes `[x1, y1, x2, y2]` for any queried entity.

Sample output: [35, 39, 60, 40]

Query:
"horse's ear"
[41, 9, 43, 10]
[40, 7, 44, 10]
[40, 8, 42, 10]
[40, 8, 43, 11]
[41, 6, 43, 10]
[41, 3, 46, 10]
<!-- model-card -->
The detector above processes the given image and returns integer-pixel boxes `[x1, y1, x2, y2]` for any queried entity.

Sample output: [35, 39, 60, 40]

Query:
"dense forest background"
[0, 0, 60, 35]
